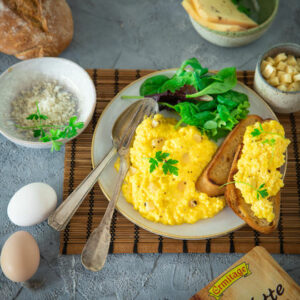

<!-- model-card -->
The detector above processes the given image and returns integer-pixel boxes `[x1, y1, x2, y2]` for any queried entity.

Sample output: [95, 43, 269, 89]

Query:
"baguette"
[196, 115, 263, 196]
[225, 144, 280, 234]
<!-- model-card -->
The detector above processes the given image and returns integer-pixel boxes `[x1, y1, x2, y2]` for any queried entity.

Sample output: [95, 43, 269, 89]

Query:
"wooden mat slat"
[60, 69, 300, 255]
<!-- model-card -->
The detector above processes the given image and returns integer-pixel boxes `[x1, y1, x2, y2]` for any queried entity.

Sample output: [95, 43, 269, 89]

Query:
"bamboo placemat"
[60, 69, 300, 255]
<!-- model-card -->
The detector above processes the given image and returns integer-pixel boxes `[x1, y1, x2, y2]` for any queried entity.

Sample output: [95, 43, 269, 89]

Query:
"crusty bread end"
[0, 0, 73, 59]
[225, 144, 280, 234]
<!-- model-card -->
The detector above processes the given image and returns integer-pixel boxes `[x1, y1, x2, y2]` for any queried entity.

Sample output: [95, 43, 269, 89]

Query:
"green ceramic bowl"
[189, 0, 279, 47]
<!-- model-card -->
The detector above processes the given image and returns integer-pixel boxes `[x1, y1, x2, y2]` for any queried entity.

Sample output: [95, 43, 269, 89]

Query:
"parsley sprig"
[149, 151, 179, 176]
[221, 181, 269, 200]
[262, 138, 276, 159]
[256, 183, 269, 199]
[250, 123, 264, 137]
[262, 138, 276, 146]
[251, 123, 282, 139]
[16, 102, 84, 152]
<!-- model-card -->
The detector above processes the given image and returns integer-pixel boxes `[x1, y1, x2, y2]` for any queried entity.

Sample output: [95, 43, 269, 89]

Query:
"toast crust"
[196, 115, 263, 196]
[225, 144, 280, 234]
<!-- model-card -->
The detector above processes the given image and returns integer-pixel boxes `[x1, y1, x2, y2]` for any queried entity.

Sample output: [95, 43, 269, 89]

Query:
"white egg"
[7, 182, 57, 226]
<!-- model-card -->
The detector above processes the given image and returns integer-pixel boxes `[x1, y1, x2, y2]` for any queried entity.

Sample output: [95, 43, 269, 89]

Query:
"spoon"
[81, 99, 158, 271]
[48, 99, 158, 231]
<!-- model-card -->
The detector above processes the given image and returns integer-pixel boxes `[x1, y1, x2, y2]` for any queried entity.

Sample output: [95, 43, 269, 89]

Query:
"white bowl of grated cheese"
[0, 57, 96, 149]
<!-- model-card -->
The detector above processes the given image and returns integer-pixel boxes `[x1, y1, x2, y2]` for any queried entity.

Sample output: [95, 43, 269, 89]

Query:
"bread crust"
[196, 115, 263, 196]
[0, 0, 73, 59]
[225, 143, 280, 234]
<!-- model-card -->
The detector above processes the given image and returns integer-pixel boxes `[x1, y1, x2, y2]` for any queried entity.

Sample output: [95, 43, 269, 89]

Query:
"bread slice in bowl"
[182, 0, 246, 32]
[192, 0, 258, 28]
[196, 115, 263, 196]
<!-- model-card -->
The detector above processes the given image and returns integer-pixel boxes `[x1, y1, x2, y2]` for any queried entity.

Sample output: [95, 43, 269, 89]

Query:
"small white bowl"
[0, 58, 96, 148]
[254, 43, 300, 113]
[189, 0, 278, 47]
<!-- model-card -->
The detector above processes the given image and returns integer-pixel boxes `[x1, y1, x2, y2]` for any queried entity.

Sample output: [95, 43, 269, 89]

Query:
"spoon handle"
[81, 156, 129, 272]
[48, 147, 117, 231]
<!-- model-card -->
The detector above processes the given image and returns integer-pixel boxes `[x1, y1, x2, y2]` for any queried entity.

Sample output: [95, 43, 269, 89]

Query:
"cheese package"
[190, 246, 300, 300]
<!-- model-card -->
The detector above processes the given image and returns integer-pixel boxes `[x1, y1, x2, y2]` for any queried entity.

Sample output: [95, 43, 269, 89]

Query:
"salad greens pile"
[122, 58, 250, 140]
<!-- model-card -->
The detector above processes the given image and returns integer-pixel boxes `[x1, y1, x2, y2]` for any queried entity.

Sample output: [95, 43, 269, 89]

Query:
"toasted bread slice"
[192, 0, 258, 28]
[225, 144, 280, 234]
[182, 0, 246, 32]
[196, 115, 263, 196]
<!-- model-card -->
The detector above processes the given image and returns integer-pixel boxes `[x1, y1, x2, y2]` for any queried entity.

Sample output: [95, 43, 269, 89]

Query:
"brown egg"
[0, 231, 40, 282]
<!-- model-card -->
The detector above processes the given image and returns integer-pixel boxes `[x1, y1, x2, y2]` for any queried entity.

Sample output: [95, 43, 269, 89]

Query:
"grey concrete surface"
[0, 1, 300, 299]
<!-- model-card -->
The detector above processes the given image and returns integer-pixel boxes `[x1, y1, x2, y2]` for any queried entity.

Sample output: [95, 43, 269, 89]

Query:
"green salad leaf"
[139, 58, 208, 96]
[176, 57, 208, 77]
[159, 73, 194, 93]
[186, 67, 237, 97]
[140, 75, 169, 96]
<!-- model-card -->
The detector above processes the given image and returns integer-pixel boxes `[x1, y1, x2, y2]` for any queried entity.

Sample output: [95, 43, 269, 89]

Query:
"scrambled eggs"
[234, 120, 290, 222]
[118, 114, 225, 225]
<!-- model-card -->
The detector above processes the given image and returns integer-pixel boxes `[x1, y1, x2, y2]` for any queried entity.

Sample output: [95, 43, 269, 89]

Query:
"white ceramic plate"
[92, 69, 279, 240]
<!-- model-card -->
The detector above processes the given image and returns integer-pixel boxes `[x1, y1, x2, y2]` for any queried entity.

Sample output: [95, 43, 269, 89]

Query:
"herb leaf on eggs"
[162, 159, 179, 176]
[250, 123, 283, 140]
[256, 183, 269, 200]
[221, 181, 269, 200]
[149, 151, 179, 176]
